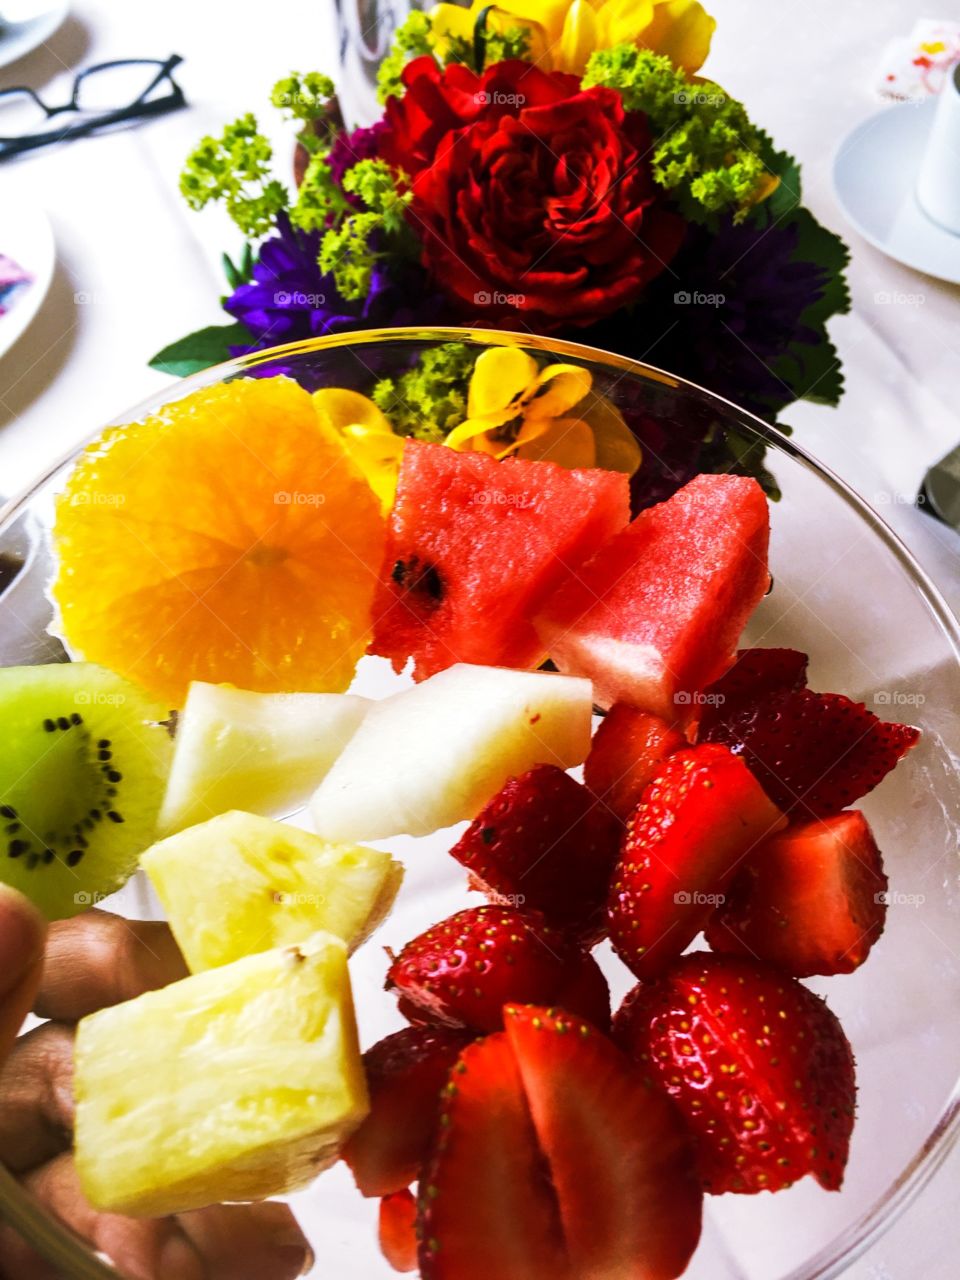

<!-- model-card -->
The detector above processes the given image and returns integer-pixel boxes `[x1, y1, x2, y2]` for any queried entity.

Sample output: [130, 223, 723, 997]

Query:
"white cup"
[916, 61, 960, 235]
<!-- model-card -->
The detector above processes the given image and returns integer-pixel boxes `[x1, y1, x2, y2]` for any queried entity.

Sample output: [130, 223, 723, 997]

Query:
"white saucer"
[833, 99, 960, 285]
[0, 199, 55, 361]
[0, 1, 69, 71]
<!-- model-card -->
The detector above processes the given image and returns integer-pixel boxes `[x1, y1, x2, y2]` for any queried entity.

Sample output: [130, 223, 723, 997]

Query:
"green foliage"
[180, 114, 288, 239]
[148, 322, 255, 377]
[583, 46, 774, 224]
[271, 72, 336, 126]
[372, 343, 478, 441]
[759, 205, 850, 410]
[288, 153, 351, 234]
[377, 11, 434, 103]
[376, 7, 531, 101]
[311, 161, 413, 301]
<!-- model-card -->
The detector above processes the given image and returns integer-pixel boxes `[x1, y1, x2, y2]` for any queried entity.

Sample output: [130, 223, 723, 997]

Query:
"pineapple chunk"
[158, 683, 370, 835]
[74, 932, 368, 1217]
[310, 663, 593, 840]
[141, 810, 402, 972]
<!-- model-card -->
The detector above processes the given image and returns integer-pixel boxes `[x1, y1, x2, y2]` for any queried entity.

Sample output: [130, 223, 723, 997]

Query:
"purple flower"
[225, 214, 445, 343]
[223, 213, 447, 386]
[328, 121, 390, 190]
[588, 215, 834, 421]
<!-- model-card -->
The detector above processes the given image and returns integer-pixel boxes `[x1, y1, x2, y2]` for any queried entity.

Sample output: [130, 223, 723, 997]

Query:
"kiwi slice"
[0, 663, 172, 919]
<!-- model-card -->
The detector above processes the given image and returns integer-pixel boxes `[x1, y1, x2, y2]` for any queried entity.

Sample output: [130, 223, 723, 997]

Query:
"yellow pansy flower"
[313, 350, 641, 512]
[312, 388, 405, 514]
[429, 0, 715, 76]
[444, 347, 642, 475]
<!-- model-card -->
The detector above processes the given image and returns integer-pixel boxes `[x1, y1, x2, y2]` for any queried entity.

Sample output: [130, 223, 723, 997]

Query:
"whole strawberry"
[614, 952, 857, 1194]
[607, 744, 785, 980]
[450, 764, 621, 944]
[387, 905, 610, 1033]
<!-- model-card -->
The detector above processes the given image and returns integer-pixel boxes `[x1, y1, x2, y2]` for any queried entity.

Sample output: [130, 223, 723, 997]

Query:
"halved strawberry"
[379, 1188, 418, 1272]
[418, 1033, 571, 1280]
[614, 953, 857, 1194]
[607, 745, 786, 980]
[700, 687, 919, 817]
[387, 906, 610, 1033]
[342, 1025, 473, 1196]
[505, 1005, 702, 1280]
[584, 704, 686, 823]
[450, 765, 621, 943]
[705, 810, 887, 976]
[697, 647, 809, 735]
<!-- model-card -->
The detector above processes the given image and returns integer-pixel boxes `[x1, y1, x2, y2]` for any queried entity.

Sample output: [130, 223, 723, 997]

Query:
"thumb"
[0, 886, 47, 1060]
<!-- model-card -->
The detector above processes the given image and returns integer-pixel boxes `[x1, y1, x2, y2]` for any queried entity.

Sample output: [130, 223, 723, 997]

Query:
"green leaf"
[148, 322, 255, 377]
[789, 206, 851, 322]
[222, 251, 242, 291]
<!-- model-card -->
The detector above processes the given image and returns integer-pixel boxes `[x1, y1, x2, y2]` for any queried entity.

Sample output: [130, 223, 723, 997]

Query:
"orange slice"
[52, 377, 385, 707]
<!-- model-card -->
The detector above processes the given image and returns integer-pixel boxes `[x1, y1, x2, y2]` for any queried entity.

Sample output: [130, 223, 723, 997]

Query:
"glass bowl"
[1, 327, 959, 1280]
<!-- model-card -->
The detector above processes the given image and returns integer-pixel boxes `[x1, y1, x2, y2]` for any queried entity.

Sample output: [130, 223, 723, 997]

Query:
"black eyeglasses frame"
[0, 54, 186, 159]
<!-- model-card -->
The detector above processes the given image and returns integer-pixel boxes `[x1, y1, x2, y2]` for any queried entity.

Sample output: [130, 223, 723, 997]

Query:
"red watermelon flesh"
[371, 443, 630, 679]
[534, 474, 770, 719]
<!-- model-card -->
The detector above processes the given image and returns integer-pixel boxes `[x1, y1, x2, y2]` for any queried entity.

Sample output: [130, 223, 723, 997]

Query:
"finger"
[0, 1219, 62, 1280]
[17, 1154, 207, 1280]
[10, 1154, 313, 1280]
[34, 911, 187, 1021]
[0, 885, 47, 1059]
[0, 1022, 75, 1172]
[179, 1202, 313, 1280]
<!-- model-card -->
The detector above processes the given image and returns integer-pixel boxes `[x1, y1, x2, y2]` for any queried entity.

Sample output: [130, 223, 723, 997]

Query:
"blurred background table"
[0, 2, 957, 1276]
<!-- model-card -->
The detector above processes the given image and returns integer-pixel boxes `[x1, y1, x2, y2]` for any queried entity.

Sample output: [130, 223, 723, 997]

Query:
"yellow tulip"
[444, 347, 641, 475]
[428, 0, 715, 76]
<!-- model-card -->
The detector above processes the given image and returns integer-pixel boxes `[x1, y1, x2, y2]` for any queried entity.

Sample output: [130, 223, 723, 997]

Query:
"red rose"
[380, 58, 685, 330]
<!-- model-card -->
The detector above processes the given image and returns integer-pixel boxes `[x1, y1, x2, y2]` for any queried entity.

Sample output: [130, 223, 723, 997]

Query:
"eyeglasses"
[0, 54, 186, 160]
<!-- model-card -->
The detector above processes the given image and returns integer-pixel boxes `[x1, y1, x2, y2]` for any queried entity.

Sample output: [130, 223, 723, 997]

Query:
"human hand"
[0, 889, 313, 1280]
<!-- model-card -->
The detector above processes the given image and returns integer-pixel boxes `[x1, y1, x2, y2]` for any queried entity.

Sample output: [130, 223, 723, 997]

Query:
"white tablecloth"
[0, 1, 957, 1276]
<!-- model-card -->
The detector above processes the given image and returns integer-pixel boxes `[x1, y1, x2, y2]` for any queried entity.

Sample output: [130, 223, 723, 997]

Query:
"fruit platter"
[0, 329, 959, 1280]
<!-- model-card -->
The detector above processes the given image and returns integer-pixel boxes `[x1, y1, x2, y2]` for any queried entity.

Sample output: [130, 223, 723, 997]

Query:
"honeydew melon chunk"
[158, 683, 370, 835]
[310, 663, 593, 841]
[141, 810, 402, 971]
[74, 931, 368, 1217]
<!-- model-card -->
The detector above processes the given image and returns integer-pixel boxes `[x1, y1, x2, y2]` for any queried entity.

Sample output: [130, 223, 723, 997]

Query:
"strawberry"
[698, 647, 809, 735]
[607, 745, 786, 980]
[449, 765, 621, 944]
[614, 953, 857, 1194]
[584, 704, 686, 823]
[342, 1025, 473, 1196]
[705, 810, 887, 977]
[504, 1005, 702, 1280]
[379, 1188, 418, 1272]
[418, 1033, 572, 1280]
[387, 906, 610, 1033]
[700, 687, 919, 817]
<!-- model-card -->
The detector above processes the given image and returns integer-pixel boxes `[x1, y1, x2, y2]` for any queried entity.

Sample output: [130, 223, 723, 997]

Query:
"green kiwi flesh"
[0, 663, 172, 919]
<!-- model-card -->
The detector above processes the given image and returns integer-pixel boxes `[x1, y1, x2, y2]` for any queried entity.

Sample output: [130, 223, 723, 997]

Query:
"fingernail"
[0, 884, 46, 991]
[158, 1231, 207, 1280]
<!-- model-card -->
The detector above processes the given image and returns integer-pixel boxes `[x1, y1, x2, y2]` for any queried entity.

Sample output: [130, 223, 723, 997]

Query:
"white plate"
[0, 199, 54, 360]
[833, 99, 960, 285]
[0, 2, 69, 70]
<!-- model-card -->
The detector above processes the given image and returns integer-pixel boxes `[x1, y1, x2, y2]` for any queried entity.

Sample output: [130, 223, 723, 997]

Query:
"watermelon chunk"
[535, 474, 770, 718]
[371, 443, 630, 679]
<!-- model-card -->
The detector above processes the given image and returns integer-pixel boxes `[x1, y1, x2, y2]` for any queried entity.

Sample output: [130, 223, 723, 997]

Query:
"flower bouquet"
[153, 0, 850, 509]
